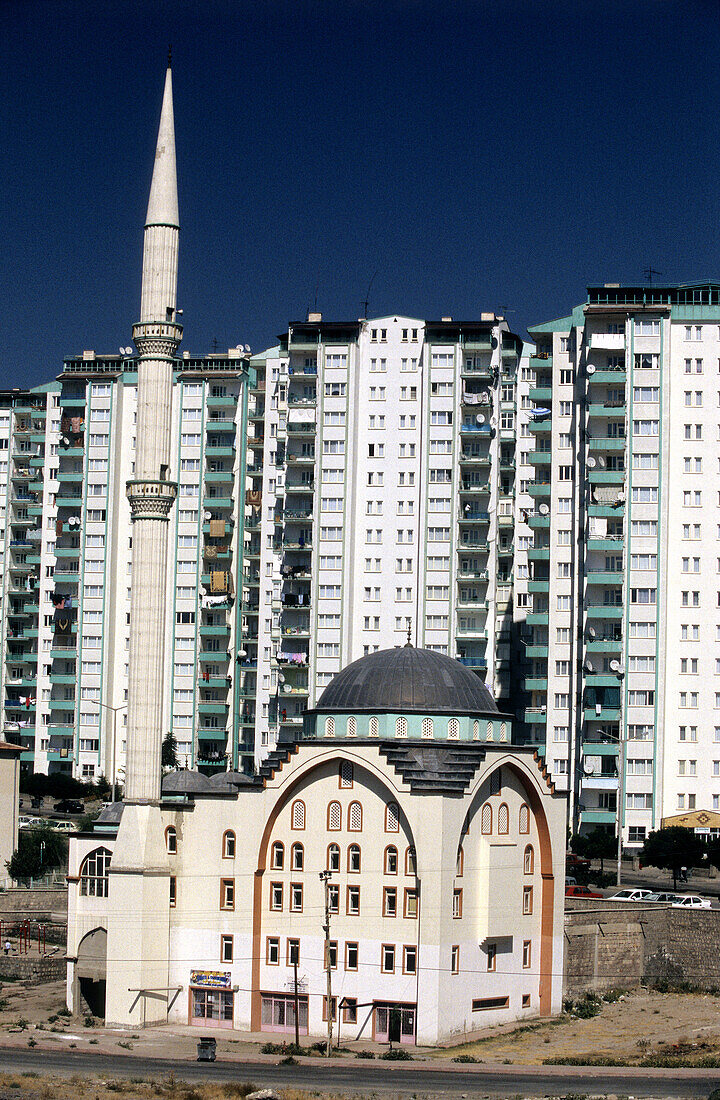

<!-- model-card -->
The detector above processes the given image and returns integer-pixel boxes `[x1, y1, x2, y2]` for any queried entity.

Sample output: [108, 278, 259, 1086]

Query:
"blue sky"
[2, 0, 719, 387]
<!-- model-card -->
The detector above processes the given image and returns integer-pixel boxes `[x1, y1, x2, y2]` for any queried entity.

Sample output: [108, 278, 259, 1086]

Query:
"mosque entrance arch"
[76, 927, 107, 1018]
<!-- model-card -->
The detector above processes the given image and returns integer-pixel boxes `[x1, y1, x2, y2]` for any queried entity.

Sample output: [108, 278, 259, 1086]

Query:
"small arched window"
[291, 799, 305, 830]
[405, 846, 417, 875]
[396, 716, 407, 738]
[385, 801, 399, 833]
[325, 716, 335, 737]
[498, 803, 509, 835]
[291, 842, 304, 871]
[456, 847, 464, 877]
[348, 843, 361, 872]
[500, 721, 507, 742]
[448, 718, 459, 740]
[271, 841, 284, 869]
[328, 800, 342, 830]
[347, 716, 357, 737]
[348, 801, 363, 831]
[165, 826, 177, 854]
[490, 768, 502, 796]
[339, 760, 353, 788]
[384, 845, 398, 874]
[222, 830, 236, 858]
[519, 803, 530, 834]
[327, 843, 340, 871]
[79, 847, 112, 898]
[369, 715, 379, 737]
[422, 717, 433, 739]
[486, 721, 493, 741]
[473, 719, 479, 740]
[524, 844, 534, 874]
[481, 803, 492, 835]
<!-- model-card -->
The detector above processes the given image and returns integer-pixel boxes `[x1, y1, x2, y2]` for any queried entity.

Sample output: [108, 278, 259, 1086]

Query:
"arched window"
[396, 716, 407, 738]
[339, 760, 353, 788]
[325, 716, 335, 737]
[327, 843, 340, 871]
[79, 847, 111, 898]
[422, 717, 433, 739]
[498, 803, 509, 835]
[347, 716, 357, 737]
[524, 844, 534, 874]
[291, 842, 304, 871]
[473, 719, 479, 740]
[385, 801, 399, 833]
[291, 799, 305, 830]
[369, 715, 379, 737]
[405, 846, 417, 875]
[486, 721, 493, 741]
[500, 721, 507, 741]
[327, 800, 342, 830]
[490, 768, 502, 796]
[348, 843, 361, 872]
[519, 803, 530, 834]
[222, 830, 236, 858]
[165, 826, 177, 854]
[448, 718, 459, 740]
[384, 845, 398, 874]
[348, 801, 363, 831]
[271, 841, 284, 869]
[481, 803, 492, 835]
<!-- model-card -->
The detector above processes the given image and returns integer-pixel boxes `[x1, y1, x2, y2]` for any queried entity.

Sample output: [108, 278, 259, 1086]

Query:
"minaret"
[105, 62, 179, 1027]
[125, 59, 181, 802]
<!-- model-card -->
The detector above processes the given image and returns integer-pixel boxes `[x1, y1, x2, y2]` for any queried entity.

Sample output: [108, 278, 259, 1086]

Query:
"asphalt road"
[3, 1047, 720, 1098]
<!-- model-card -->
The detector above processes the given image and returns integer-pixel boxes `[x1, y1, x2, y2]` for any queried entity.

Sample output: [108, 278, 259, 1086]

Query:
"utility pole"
[291, 942, 300, 1049]
[319, 869, 333, 1056]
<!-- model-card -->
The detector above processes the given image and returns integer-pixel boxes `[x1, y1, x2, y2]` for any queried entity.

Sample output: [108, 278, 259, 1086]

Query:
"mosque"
[65, 63, 566, 1046]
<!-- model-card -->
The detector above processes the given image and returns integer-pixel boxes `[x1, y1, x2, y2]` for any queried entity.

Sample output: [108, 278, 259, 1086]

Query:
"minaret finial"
[167, 44, 172, 69]
[406, 624, 413, 647]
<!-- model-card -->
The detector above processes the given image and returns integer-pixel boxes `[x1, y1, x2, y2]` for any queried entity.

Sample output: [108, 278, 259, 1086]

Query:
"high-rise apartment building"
[518, 282, 720, 847]
[248, 314, 524, 759]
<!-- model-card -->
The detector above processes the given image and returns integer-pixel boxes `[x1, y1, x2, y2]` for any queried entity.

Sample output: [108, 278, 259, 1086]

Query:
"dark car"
[53, 799, 85, 815]
[566, 853, 590, 871]
[565, 884, 603, 899]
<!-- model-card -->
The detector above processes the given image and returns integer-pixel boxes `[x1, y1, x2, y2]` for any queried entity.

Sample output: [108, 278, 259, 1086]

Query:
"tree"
[162, 731, 179, 770]
[5, 825, 68, 883]
[641, 826, 706, 890]
[582, 827, 616, 873]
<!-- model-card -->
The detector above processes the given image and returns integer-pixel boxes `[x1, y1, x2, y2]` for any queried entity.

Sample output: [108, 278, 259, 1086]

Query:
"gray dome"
[315, 646, 498, 716]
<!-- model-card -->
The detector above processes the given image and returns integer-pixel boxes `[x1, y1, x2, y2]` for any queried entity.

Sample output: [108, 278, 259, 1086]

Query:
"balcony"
[581, 739, 620, 756]
[529, 354, 553, 369]
[459, 510, 490, 524]
[580, 809, 617, 825]
[586, 604, 623, 619]
[586, 569, 623, 584]
[205, 469, 233, 484]
[587, 536, 624, 552]
[526, 611, 549, 626]
[590, 367, 626, 383]
[589, 333, 625, 350]
[527, 450, 552, 465]
[583, 707, 621, 722]
[524, 708, 547, 724]
[524, 677, 548, 690]
[586, 637, 622, 652]
[528, 579, 549, 594]
[588, 469, 625, 485]
[527, 546, 550, 562]
[525, 644, 548, 657]
[589, 504, 624, 519]
[527, 481, 551, 498]
[460, 424, 492, 436]
[455, 655, 488, 669]
[588, 401, 627, 417]
[529, 386, 552, 401]
[585, 673, 622, 687]
[528, 418, 552, 434]
[459, 453, 491, 465]
[460, 481, 491, 494]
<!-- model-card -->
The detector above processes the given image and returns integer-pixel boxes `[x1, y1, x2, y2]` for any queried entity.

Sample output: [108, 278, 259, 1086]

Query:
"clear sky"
[2, 0, 720, 388]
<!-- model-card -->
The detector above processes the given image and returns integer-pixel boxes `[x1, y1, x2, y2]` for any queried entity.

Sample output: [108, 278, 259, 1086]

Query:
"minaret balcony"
[132, 320, 183, 345]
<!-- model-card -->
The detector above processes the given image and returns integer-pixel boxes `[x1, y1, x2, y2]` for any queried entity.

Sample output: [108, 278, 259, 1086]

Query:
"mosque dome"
[314, 645, 498, 716]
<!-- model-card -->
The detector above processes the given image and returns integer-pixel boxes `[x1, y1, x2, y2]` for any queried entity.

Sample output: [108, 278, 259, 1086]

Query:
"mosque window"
[524, 845, 534, 874]
[519, 803, 530, 834]
[490, 768, 502, 796]
[291, 799, 306, 830]
[271, 841, 284, 869]
[339, 760, 354, 788]
[369, 716, 379, 737]
[481, 803, 492, 834]
[473, 720, 479, 740]
[325, 716, 335, 737]
[222, 830, 236, 858]
[456, 847, 464, 877]
[348, 801, 363, 831]
[165, 826, 177, 854]
[486, 721, 493, 740]
[384, 845, 398, 874]
[79, 847, 111, 898]
[346, 716, 357, 737]
[448, 718, 459, 740]
[385, 802, 399, 833]
[498, 803, 509, 835]
[291, 843, 304, 871]
[348, 843, 361, 872]
[422, 717, 433, 739]
[328, 801, 342, 831]
[396, 716, 407, 738]
[500, 721, 507, 741]
[405, 846, 417, 875]
[327, 843, 340, 871]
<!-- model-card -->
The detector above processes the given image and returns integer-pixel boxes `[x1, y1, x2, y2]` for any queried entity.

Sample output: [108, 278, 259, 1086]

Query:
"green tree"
[583, 827, 616, 873]
[162, 731, 179, 770]
[641, 826, 705, 890]
[5, 825, 68, 882]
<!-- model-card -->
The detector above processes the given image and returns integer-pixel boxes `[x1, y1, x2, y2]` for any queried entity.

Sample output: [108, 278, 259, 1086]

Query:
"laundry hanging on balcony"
[209, 519, 226, 538]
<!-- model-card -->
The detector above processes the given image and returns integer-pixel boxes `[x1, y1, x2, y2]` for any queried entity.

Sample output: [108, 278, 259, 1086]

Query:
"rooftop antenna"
[643, 266, 663, 284]
[211, 337, 219, 353]
[362, 270, 378, 319]
[167, 43, 172, 68]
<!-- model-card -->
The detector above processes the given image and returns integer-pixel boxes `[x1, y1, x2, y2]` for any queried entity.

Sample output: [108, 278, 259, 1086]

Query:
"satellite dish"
[587, 626, 597, 639]
[587, 456, 596, 468]
[609, 659, 622, 672]
[118, 347, 124, 355]
[283, 684, 292, 693]
[244, 345, 251, 353]
[585, 659, 596, 672]
[617, 490, 626, 502]
[236, 345, 243, 351]
[480, 391, 491, 402]
[61, 437, 70, 446]
[204, 511, 213, 520]
[127, 347, 134, 355]
[538, 503, 550, 515]
[587, 364, 596, 375]
[476, 413, 486, 424]
[596, 455, 606, 468]
[237, 648, 247, 658]
[490, 416, 498, 428]
[277, 674, 285, 683]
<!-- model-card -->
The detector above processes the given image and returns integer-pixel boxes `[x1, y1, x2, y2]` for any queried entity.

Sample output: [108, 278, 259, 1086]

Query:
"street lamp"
[97, 702, 127, 803]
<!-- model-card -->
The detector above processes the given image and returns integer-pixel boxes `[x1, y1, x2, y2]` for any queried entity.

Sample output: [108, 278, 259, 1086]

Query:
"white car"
[671, 894, 711, 909]
[608, 888, 653, 902]
[49, 820, 76, 833]
[18, 816, 43, 829]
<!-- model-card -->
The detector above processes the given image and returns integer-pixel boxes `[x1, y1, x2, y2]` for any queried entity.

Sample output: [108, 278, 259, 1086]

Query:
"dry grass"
[0, 1075, 362, 1100]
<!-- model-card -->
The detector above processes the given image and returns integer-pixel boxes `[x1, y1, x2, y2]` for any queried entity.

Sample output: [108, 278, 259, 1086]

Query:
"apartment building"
[248, 314, 523, 759]
[0, 352, 250, 783]
[519, 282, 720, 847]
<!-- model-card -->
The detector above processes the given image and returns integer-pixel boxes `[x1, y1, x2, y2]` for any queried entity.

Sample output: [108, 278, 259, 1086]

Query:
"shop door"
[373, 1002, 415, 1044]
[190, 988, 234, 1028]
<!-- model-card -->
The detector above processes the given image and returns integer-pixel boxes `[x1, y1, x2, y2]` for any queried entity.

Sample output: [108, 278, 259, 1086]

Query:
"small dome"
[315, 646, 497, 715]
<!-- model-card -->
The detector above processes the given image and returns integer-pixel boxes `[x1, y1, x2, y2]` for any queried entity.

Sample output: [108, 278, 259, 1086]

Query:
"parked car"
[671, 894, 711, 909]
[608, 888, 653, 902]
[48, 820, 76, 833]
[18, 815, 43, 830]
[53, 799, 85, 815]
[565, 884, 604, 899]
[566, 853, 590, 871]
[644, 891, 683, 904]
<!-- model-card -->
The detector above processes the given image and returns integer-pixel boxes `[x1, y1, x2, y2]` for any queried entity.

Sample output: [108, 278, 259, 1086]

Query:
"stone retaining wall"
[564, 900, 720, 997]
[0, 955, 65, 983]
[0, 887, 67, 922]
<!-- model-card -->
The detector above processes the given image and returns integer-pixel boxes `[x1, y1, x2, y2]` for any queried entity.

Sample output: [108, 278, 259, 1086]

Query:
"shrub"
[356, 1050, 375, 1059]
[381, 1047, 411, 1060]
[452, 1054, 478, 1063]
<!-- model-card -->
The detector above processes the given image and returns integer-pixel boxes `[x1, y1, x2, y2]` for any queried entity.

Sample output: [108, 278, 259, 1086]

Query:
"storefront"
[373, 1002, 416, 1044]
[189, 970, 234, 1028]
[260, 991, 309, 1034]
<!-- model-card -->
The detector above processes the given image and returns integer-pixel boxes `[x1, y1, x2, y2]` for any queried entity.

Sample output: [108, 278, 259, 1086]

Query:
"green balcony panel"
[525, 645, 548, 658]
[206, 418, 236, 432]
[589, 403, 626, 417]
[526, 612, 549, 625]
[583, 707, 621, 722]
[588, 436, 626, 452]
[529, 355, 553, 369]
[587, 538, 624, 552]
[589, 504, 625, 518]
[586, 571, 623, 584]
[586, 605, 623, 619]
[527, 547, 551, 561]
[528, 419, 552, 433]
[529, 386, 553, 401]
[582, 741, 620, 756]
[528, 579, 550, 593]
[528, 450, 552, 464]
[588, 470, 625, 485]
[585, 674, 623, 687]
[580, 809, 617, 824]
[528, 515, 550, 529]
[524, 677, 548, 690]
[524, 709, 547, 724]
[590, 369, 626, 383]
[586, 638, 622, 652]
[527, 482, 551, 497]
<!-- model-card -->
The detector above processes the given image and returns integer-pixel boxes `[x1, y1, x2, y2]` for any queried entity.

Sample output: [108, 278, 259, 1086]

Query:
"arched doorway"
[76, 927, 107, 1018]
